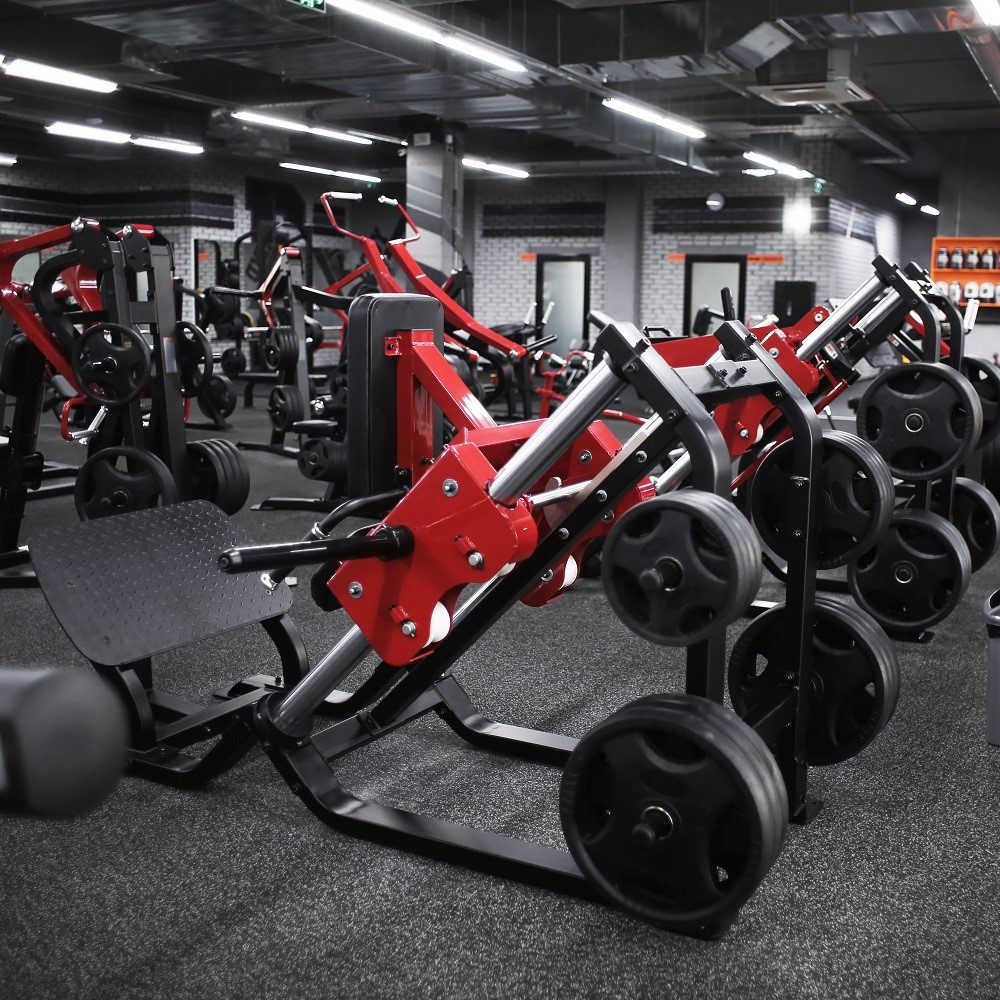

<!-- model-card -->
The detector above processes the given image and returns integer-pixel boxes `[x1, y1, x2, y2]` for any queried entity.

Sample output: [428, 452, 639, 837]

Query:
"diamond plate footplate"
[30, 501, 293, 666]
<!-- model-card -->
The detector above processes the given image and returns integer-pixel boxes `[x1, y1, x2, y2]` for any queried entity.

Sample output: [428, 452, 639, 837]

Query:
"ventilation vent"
[748, 78, 874, 106]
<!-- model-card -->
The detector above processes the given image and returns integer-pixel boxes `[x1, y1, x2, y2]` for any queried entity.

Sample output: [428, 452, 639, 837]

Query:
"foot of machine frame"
[790, 796, 824, 825]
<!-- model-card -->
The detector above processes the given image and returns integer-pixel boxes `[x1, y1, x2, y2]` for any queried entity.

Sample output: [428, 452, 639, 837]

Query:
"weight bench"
[30, 500, 309, 787]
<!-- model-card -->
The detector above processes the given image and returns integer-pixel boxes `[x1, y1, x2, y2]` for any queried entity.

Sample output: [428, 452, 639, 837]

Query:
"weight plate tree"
[601, 491, 763, 646]
[74, 446, 178, 520]
[748, 430, 894, 570]
[728, 597, 900, 766]
[72, 323, 152, 407]
[847, 508, 972, 634]
[856, 362, 983, 481]
[560, 693, 787, 935]
[960, 356, 1000, 447]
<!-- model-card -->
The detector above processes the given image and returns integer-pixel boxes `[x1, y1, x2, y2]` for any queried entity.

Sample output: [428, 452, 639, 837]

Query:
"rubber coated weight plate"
[268, 384, 305, 433]
[935, 476, 1000, 572]
[174, 321, 214, 398]
[856, 362, 983, 482]
[961, 357, 1000, 447]
[72, 323, 152, 407]
[186, 439, 227, 508]
[200, 438, 250, 515]
[74, 446, 178, 521]
[729, 597, 900, 766]
[602, 491, 762, 646]
[197, 374, 237, 419]
[847, 508, 971, 634]
[219, 348, 246, 378]
[749, 431, 894, 570]
[560, 693, 786, 935]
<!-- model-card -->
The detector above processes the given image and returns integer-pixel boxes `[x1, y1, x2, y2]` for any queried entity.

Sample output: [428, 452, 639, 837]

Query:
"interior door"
[683, 255, 747, 336]
[536, 254, 591, 354]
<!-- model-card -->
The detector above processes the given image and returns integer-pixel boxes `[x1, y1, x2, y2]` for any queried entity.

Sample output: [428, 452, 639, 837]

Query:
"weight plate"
[961, 357, 1000, 447]
[197, 374, 237, 420]
[74, 446, 178, 521]
[219, 348, 246, 378]
[560, 693, 786, 934]
[729, 597, 900, 766]
[268, 384, 305, 433]
[856, 362, 983, 482]
[602, 491, 762, 646]
[847, 508, 972, 634]
[935, 476, 1000, 573]
[174, 321, 214, 399]
[72, 323, 152, 407]
[197, 438, 250, 515]
[186, 438, 227, 508]
[749, 431, 894, 570]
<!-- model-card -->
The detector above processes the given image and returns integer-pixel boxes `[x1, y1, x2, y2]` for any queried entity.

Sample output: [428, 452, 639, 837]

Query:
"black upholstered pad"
[30, 501, 292, 666]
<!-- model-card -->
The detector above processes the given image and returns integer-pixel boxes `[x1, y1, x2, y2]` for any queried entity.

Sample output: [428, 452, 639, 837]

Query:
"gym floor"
[1, 395, 997, 1000]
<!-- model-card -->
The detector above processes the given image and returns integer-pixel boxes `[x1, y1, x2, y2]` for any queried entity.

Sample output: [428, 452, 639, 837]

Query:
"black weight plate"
[175, 321, 214, 398]
[268, 384, 305, 433]
[749, 431, 894, 570]
[198, 438, 239, 514]
[961, 357, 1000, 447]
[72, 323, 152, 407]
[939, 476, 1000, 573]
[186, 438, 226, 505]
[198, 374, 237, 419]
[220, 348, 246, 378]
[729, 597, 899, 766]
[847, 508, 972, 633]
[205, 438, 251, 515]
[73, 445, 178, 521]
[560, 693, 785, 934]
[856, 362, 983, 482]
[602, 491, 762, 646]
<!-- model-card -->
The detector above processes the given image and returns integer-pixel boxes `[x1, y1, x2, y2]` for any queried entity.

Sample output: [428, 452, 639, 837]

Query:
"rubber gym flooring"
[1, 395, 997, 1000]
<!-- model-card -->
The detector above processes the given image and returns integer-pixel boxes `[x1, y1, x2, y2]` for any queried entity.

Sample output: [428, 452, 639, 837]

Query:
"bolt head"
[348, 582, 363, 599]
[596, 490, 608, 502]
[442, 478, 459, 497]
[541, 569, 554, 583]
[739, 429, 750, 439]
[578, 450, 592, 464]
[557, 527, 569, 539]
[467, 551, 484, 569]
[636, 451, 648, 463]
[769, 347, 780, 357]
[401, 620, 417, 637]
[602, 511, 614, 522]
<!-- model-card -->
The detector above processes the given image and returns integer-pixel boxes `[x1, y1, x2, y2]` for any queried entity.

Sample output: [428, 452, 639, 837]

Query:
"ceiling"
[0, 0, 998, 203]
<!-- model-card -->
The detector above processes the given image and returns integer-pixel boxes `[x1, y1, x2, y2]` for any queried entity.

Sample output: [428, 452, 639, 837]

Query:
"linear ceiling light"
[743, 167, 776, 177]
[234, 110, 371, 144]
[462, 156, 529, 179]
[602, 97, 706, 140]
[0, 154, 16, 166]
[920, 204, 941, 216]
[0, 56, 117, 93]
[46, 121, 130, 144]
[744, 150, 812, 180]
[971, 0, 1000, 26]
[347, 128, 408, 146]
[326, 1, 527, 73]
[279, 162, 381, 183]
[895, 192, 917, 206]
[326, 191, 363, 200]
[132, 136, 204, 155]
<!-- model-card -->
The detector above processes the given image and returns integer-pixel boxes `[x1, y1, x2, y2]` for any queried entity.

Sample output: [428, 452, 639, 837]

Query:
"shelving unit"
[930, 235, 1000, 307]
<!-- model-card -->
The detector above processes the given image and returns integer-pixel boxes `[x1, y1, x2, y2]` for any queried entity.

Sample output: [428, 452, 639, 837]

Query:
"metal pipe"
[796, 274, 885, 359]
[272, 625, 372, 733]
[849, 288, 906, 340]
[654, 453, 692, 494]
[489, 361, 624, 504]
[530, 481, 588, 508]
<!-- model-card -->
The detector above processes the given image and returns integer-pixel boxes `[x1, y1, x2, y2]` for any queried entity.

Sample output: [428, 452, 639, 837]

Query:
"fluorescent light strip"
[326, 0, 527, 73]
[602, 97, 705, 140]
[46, 121, 130, 144]
[0, 56, 117, 93]
[895, 192, 917, 206]
[234, 110, 371, 145]
[462, 156, 529, 179]
[744, 150, 812, 180]
[743, 168, 775, 178]
[972, 0, 1000, 26]
[279, 162, 381, 183]
[920, 205, 941, 216]
[326, 191, 363, 200]
[132, 136, 204, 155]
[0, 154, 16, 167]
[348, 128, 408, 147]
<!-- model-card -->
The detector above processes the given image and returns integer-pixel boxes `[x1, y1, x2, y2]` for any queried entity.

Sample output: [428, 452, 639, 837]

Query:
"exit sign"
[288, 0, 326, 10]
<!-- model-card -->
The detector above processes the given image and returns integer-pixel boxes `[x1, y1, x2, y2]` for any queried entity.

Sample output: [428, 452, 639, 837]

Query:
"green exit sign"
[288, 0, 326, 10]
